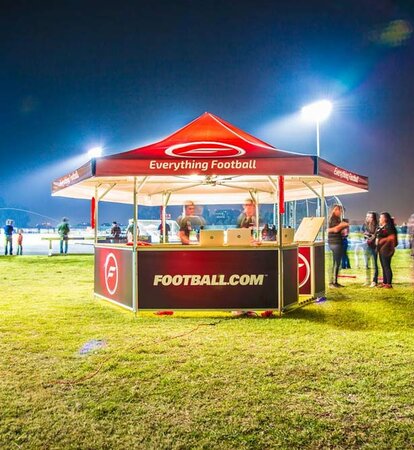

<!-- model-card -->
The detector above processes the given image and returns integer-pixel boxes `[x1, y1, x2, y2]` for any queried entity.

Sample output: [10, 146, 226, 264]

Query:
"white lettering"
[152, 274, 266, 287]
[333, 167, 359, 184]
[148, 159, 257, 172]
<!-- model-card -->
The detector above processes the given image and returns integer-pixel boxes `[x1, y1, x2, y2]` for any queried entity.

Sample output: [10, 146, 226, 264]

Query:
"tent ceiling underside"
[52, 175, 367, 206]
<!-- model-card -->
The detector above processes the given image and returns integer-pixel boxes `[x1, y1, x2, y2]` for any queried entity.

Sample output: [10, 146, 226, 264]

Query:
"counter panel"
[137, 249, 279, 310]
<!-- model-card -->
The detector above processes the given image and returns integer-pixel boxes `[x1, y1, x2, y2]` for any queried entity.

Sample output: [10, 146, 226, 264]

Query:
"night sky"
[1, 0, 413, 225]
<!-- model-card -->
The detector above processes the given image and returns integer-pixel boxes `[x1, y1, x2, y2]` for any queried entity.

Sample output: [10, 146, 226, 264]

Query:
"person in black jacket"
[376, 212, 398, 288]
[327, 205, 349, 288]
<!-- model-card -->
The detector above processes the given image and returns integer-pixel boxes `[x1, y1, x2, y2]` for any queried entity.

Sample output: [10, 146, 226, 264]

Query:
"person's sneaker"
[369, 282, 377, 288]
[334, 283, 344, 288]
[383, 284, 393, 289]
[377, 283, 385, 288]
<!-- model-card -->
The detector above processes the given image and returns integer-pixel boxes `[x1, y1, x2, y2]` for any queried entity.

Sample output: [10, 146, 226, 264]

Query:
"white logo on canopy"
[165, 141, 246, 158]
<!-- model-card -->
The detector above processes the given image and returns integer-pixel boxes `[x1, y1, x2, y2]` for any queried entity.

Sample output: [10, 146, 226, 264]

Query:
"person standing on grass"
[363, 211, 379, 287]
[376, 212, 398, 289]
[57, 217, 70, 254]
[408, 213, 414, 258]
[341, 218, 351, 269]
[4, 219, 14, 255]
[327, 204, 349, 288]
[16, 229, 23, 255]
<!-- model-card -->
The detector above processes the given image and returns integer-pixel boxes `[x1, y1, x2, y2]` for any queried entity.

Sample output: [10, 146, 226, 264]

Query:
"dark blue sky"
[1, 0, 413, 224]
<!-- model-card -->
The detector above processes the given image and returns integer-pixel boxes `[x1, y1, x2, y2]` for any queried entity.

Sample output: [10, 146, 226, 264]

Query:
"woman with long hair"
[363, 211, 379, 287]
[327, 204, 349, 288]
[376, 212, 398, 288]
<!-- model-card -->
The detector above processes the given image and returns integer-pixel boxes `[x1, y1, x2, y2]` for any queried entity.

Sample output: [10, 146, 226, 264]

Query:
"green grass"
[0, 252, 413, 449]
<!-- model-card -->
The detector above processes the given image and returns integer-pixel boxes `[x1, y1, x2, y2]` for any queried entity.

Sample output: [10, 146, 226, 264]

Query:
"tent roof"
[52, 112, 368, 205]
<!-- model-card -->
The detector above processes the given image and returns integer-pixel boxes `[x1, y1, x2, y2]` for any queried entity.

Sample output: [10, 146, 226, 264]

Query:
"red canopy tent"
[52, 112, 368, 206]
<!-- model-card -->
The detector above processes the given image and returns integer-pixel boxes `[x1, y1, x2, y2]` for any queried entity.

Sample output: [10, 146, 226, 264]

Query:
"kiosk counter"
[94, 242, 301, 312]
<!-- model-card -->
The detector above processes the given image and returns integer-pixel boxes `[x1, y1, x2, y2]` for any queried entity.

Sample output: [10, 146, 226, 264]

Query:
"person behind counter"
[158, 218, 171, 243]
[327, 204, 349, 288]
[177, 200, 205, 245]
[126, 219, 139, 244]
[110, 221, 122, 243]
[376, 212, 398, 289]
[237, 198, 259, 229]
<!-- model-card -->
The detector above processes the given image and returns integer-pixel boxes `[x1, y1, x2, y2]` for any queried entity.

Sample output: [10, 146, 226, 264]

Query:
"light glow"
[301, 100, 333, 123]
[87, 146, 103, 158]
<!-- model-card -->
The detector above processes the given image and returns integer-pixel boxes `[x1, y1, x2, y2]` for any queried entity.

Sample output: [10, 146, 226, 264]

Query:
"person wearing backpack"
[376, 212, 398, 289]
[57, 217, 70, 254]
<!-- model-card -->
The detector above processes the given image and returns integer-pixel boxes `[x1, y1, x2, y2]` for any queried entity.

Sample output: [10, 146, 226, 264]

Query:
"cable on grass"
[44, 320, 223, 387]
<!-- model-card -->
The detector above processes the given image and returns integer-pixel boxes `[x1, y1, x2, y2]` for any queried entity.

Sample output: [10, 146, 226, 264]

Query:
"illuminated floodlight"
[301, 100, 332, 123]
[87, 146, 103, 158]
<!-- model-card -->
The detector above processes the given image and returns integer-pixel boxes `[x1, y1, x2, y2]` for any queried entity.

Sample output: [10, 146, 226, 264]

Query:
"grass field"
[1, 251, 413, 449]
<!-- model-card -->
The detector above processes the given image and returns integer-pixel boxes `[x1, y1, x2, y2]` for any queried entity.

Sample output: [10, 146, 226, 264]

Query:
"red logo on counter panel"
[165, 141, 246, 158]
[104, 253, 119, 295]
[298, 253, 311, 288]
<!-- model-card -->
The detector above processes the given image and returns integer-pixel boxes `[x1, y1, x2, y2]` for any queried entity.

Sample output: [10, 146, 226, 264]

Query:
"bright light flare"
[301, 100, 333, 123]
[87, 146, 103, 158]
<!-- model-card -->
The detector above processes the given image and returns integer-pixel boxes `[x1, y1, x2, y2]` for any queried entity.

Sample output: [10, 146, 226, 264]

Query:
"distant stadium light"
[301, 100, 333, 157]
[87, 146, 103, 158]
[301, 100, 332, 123]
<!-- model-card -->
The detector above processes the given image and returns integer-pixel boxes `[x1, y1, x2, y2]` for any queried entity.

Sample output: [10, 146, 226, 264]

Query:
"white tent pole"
[321, 183, 326, 241]
[132, 177, 138, 313]
[162, 191, 171, 243]
[255, 191, 260, 241]
[94, 185, 98, 244]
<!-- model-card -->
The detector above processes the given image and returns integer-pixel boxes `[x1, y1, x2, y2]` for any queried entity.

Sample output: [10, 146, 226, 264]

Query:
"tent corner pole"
[132, 177, 138, 314]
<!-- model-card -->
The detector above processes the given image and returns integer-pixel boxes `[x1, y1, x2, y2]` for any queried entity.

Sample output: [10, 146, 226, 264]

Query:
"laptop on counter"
[280, 227, 295, 245]
[226, 228, 252, 246]
[199, 229, 225, 247]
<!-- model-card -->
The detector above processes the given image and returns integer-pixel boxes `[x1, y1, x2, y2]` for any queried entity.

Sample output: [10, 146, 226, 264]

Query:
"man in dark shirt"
[237, 199, 258, 229]
[3, 219, 14, 255]
[177, 201, 205, 244]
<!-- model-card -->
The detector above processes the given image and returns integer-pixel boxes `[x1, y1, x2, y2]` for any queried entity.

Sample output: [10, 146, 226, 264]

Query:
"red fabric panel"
[91, 197, 96, 229]
[95, 157, 315, 177]
[279, 176, 285, 213]
[101, 112, 303, 160]
[317, 159, 368, 190]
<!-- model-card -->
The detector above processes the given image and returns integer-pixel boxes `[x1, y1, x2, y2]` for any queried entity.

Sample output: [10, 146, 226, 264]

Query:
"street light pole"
[316, 119, 320, 158]
[301, 99, 332, 158]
